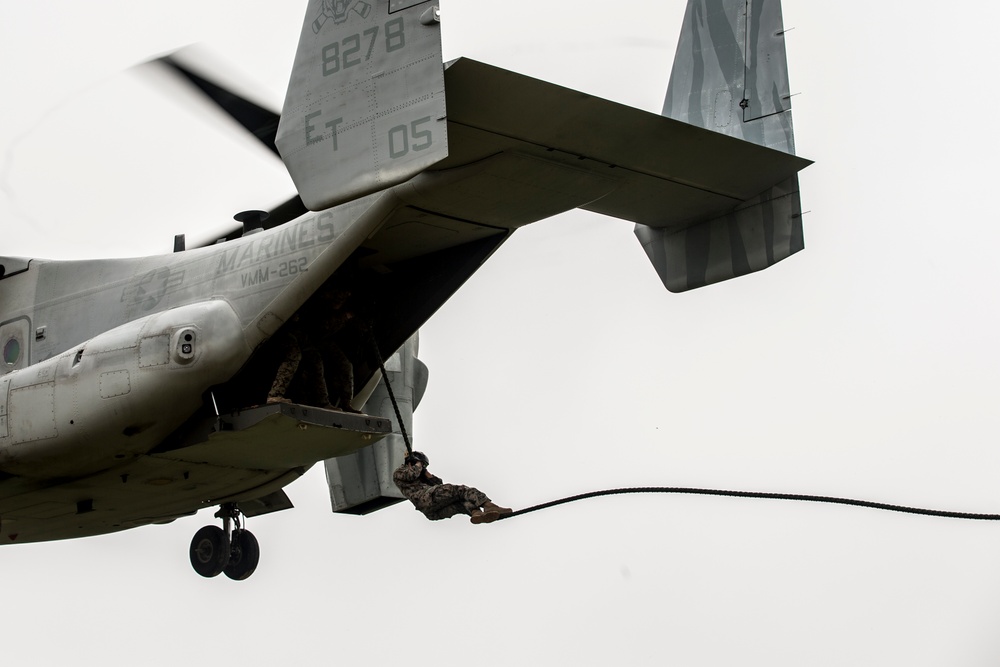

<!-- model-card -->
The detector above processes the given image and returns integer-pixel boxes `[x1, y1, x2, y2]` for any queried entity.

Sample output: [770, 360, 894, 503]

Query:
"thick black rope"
[495, 486, 1000, 522]
[361, 330, 995, 523]
[368, 334, 412, 454]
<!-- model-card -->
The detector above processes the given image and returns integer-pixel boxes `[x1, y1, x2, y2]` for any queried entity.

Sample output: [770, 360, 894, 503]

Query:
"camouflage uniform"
[267, 289, 355, 409]
[310, 302, 355, 410]
[267, 317, 330, 405]
[393, 460, 490, 521]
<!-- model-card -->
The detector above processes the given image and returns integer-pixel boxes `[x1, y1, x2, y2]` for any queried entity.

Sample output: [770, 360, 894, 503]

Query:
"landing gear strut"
[188, 502, 260, 580]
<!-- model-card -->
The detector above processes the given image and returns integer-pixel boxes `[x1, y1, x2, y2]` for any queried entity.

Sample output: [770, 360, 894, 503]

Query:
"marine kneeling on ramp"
[393, 451, 511, 524]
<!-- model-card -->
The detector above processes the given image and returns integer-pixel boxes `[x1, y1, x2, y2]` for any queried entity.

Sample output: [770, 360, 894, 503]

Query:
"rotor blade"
[154, 54, 282, 158]
[267, 194, 309, 226]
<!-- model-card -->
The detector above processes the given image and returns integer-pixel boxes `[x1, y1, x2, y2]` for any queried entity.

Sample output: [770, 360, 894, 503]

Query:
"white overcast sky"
[3, 1, 1000, 665]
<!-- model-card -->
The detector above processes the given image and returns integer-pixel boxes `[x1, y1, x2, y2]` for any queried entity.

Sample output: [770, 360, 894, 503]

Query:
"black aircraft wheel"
[189, 525, 229, 578]
[223, 529, 260, 581]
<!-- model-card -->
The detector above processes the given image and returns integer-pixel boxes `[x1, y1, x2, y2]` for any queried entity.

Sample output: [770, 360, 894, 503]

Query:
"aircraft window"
[3, 338, 19, 365]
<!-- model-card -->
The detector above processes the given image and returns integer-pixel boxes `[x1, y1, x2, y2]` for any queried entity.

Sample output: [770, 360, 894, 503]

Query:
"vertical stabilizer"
[636, 0, 804, 292]
[663, 0, 795, 155]
[276, 0, 448, 211]
[324, 334, 426, 514]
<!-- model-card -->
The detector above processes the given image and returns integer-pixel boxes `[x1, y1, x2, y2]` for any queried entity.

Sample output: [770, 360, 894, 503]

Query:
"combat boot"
[470, 509, 497, 524]
[267, 396, 293, 405]
[484, 501, 512, 518]
[471, 502, 512, 524]
[334, 396, 363, 414]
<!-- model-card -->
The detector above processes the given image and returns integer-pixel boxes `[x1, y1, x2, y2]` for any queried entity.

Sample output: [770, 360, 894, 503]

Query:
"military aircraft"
[0, 0, 810, 579]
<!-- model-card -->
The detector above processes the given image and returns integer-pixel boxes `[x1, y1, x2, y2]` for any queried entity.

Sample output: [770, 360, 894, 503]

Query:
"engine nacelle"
[0, 300, 249, 478]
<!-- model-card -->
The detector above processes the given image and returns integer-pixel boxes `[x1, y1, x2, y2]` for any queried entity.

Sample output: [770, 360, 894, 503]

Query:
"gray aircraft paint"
[663, 0, 794, 154]
[0, 301, 246, 478]
[0, 0, 811, 550]
[277, 0, 448, 211]
[637, 0, 804, 293]
[8, 192, 387, 370]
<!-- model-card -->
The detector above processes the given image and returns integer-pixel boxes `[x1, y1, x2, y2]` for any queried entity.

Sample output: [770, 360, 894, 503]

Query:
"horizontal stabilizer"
[414, 58, 810, 232]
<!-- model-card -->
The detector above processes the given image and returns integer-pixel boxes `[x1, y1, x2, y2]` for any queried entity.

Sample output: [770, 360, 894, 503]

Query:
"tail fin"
[637, 0, 804, 292]
[276, 0, 448, 211]
[323, 334, 427, 514]
[663, 0, 795, 154]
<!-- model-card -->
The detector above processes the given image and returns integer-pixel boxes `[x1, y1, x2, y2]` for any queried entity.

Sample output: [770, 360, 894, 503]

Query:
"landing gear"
[189, 525, 229, 577]
[188, 503, 260, 580]
[224, 529, 260, 580]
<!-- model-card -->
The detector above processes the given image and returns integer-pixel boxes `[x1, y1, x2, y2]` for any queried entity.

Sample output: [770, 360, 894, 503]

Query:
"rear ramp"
[160, 403, 393, 470]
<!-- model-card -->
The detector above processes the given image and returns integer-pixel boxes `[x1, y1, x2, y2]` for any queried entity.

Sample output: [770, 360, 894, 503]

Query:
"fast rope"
[363, 332, 996, 524]
[368, 333, 412, 454]
[495, 486, 1000, 522]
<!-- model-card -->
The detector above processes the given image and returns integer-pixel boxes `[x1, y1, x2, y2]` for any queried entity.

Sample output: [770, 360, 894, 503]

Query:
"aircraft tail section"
[636, 0, 803, 292]
[276, 0, 448, 211]
[663, 0, 795, 154]
[635, 176, 802, 292]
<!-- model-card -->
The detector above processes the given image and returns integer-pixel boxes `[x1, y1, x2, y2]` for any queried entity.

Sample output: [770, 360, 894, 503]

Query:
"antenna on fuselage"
[234, 210, 269, 237]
